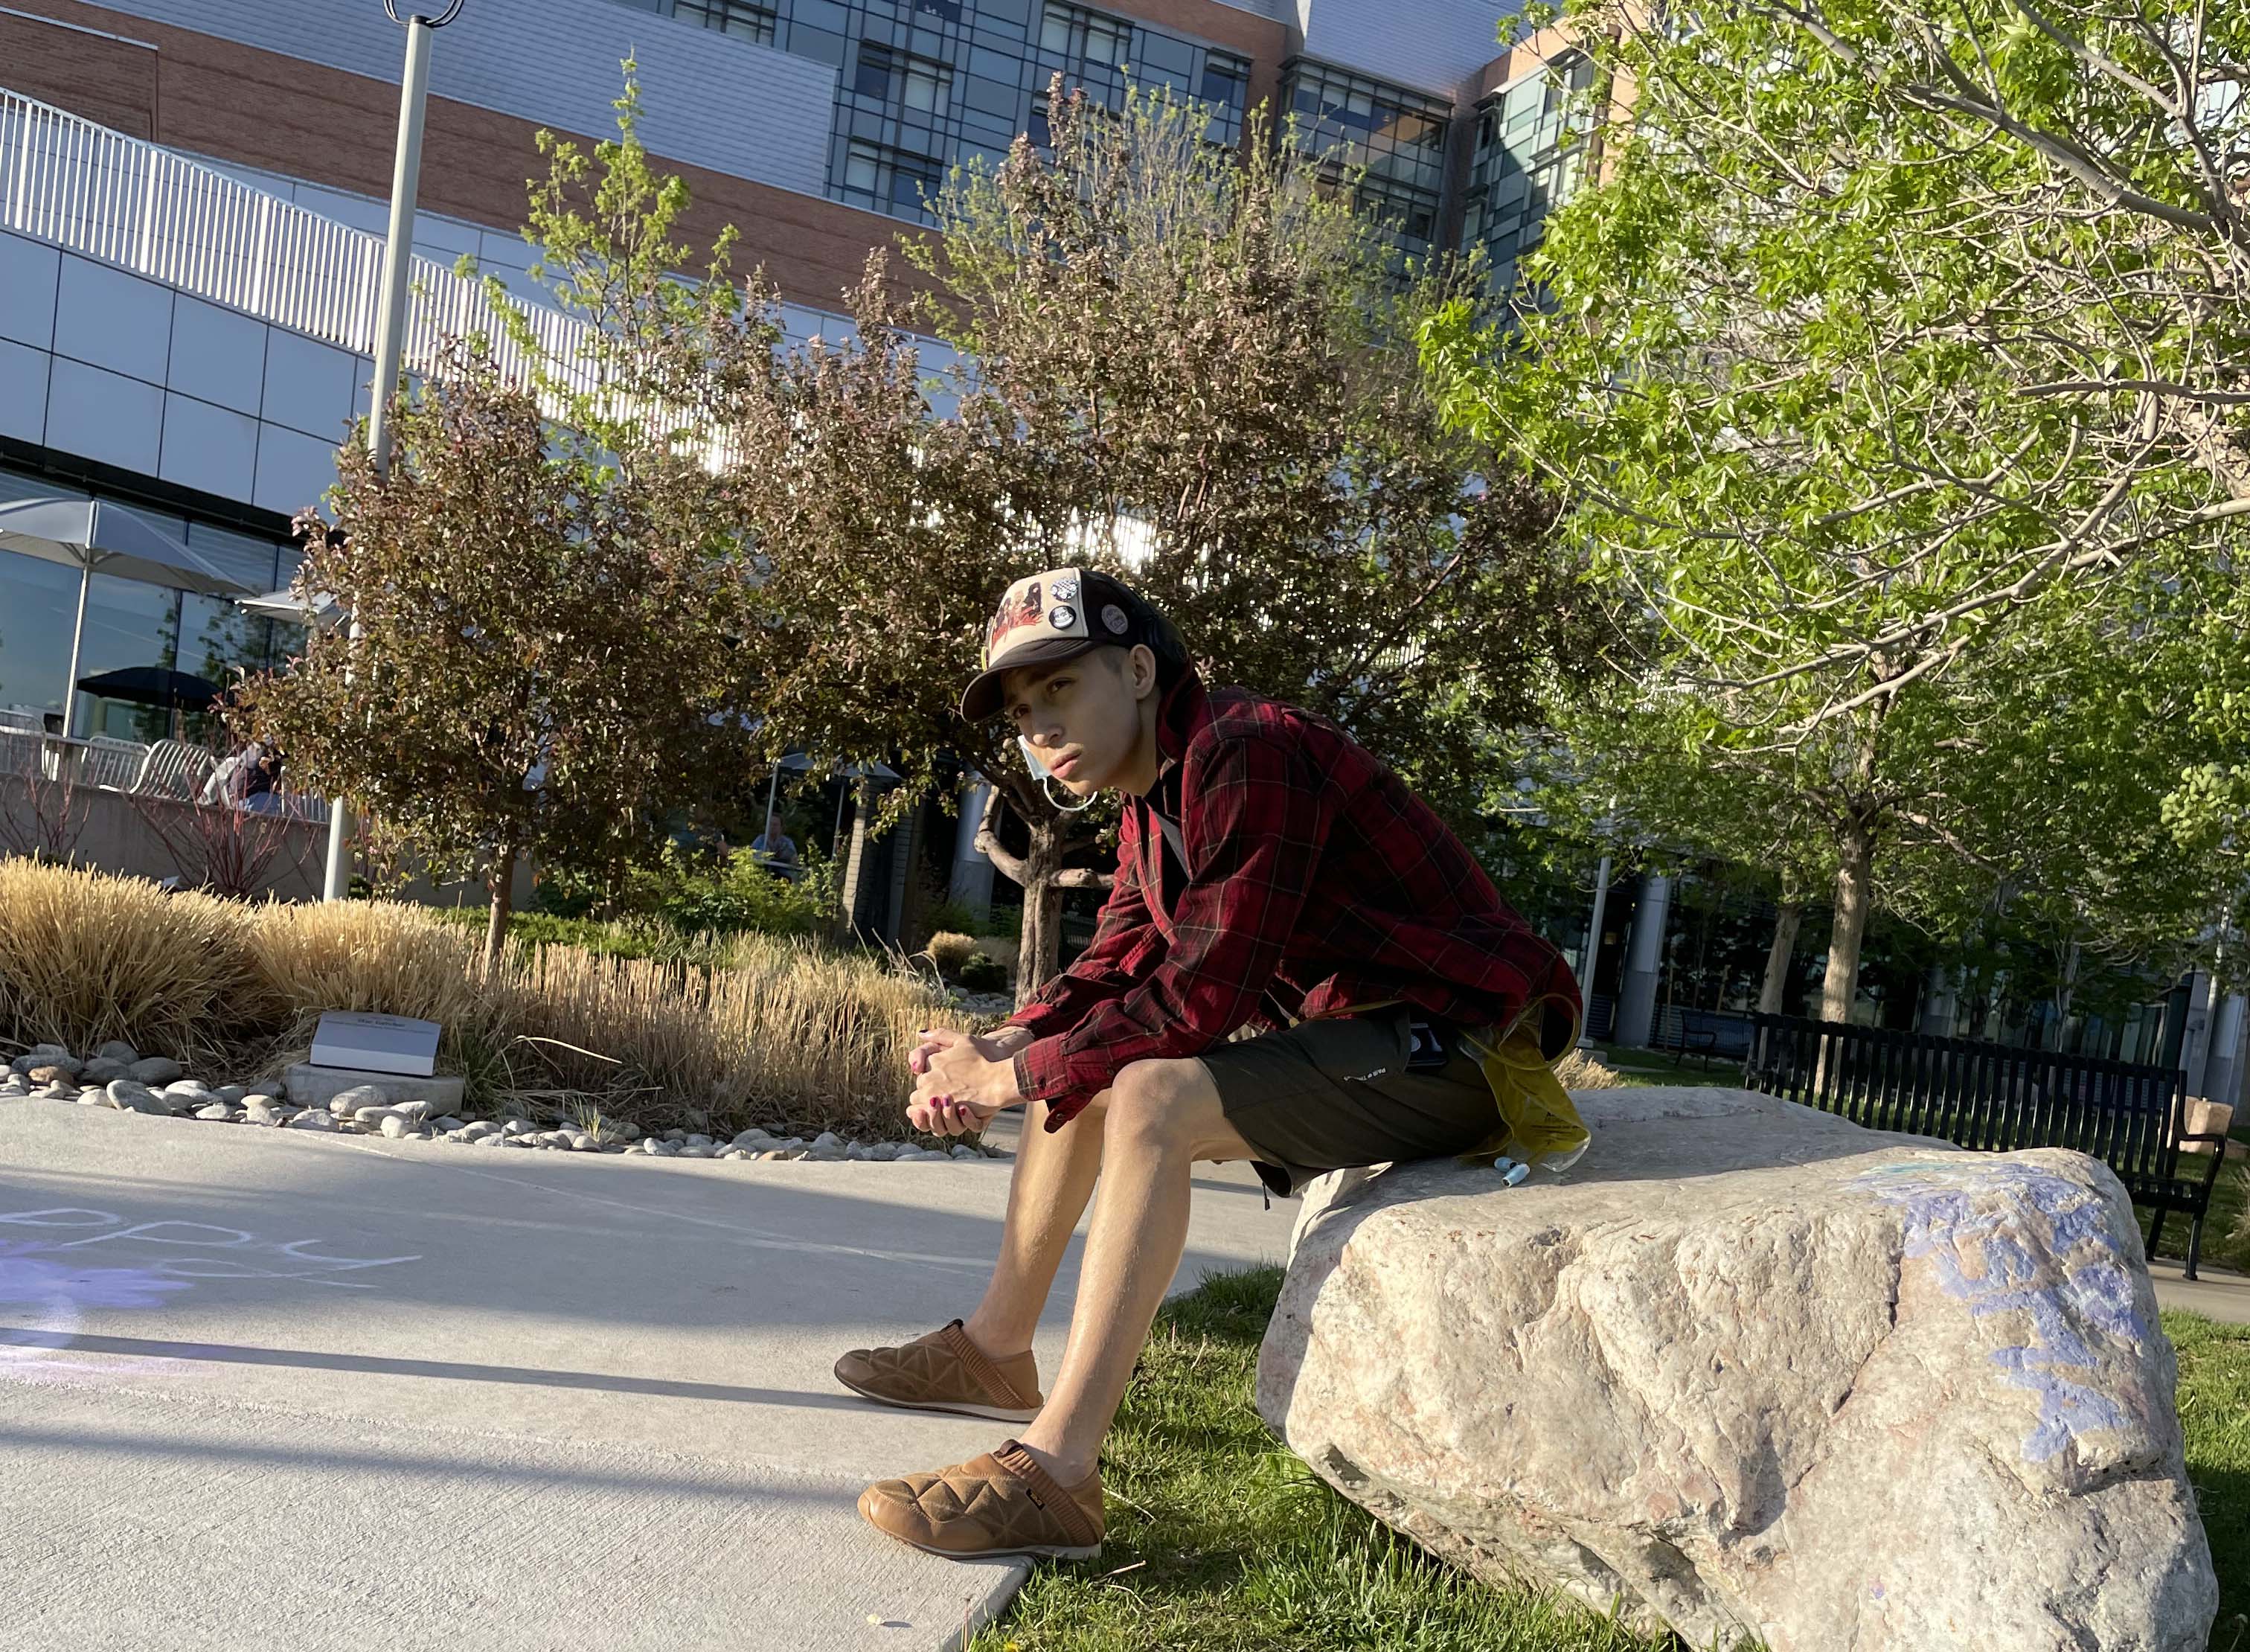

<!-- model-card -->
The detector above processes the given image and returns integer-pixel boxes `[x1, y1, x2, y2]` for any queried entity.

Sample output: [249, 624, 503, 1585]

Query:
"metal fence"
[0, 87, 596, 401]
[1743, 1011, 2189, 1183]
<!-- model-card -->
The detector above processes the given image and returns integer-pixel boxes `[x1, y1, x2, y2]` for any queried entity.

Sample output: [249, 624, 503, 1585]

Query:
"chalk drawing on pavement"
[0, 1206, 420, 1380]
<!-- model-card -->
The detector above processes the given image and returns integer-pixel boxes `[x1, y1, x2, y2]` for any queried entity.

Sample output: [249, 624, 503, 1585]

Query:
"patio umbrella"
[237, 586, 344, 630]
[0, 496, 259, 737]
[73, 665, 224, 713]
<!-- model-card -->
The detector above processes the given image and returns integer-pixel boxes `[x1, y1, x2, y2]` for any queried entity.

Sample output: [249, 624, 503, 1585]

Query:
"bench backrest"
[1743, 1012, 2188, 1182]
[1658, 1004, 1755, 1057]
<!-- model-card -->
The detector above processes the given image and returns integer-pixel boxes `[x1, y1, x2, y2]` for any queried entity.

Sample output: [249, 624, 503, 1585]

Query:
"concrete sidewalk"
[0, 1103, 1299, 1652]
[2147, 1255, 2250, 1326]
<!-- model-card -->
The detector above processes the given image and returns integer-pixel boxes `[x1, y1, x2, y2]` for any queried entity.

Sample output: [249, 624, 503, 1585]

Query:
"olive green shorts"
[1202, 1005, 1499, 1202]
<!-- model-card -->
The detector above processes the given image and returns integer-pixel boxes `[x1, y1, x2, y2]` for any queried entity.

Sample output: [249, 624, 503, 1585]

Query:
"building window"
[842, 138, 944, 216]
[673, 0, 776, 45]
[854, 43, 955, 115]
[1461, 53, 1597, 295]
[1199, 54, 1249, 110]
[1040, 4, 1132, 69]
[1281, 60, 1449, 258]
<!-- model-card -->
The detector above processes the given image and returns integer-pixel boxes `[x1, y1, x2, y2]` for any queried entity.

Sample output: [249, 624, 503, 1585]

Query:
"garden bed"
[0, 859, 976, 1144]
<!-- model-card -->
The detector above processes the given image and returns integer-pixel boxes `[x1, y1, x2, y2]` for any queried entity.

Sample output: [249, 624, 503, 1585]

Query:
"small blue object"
[1501, 1159, 1530, 1187]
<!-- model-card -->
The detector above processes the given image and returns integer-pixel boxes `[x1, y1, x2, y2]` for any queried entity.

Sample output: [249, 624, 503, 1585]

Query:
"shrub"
[923, 931, 978, 980]
[1554, 1047, 1625, 1090]
[536, 841, 838, 939]
[0, 859, 264, 1066]
[955, 952, 1010, 993]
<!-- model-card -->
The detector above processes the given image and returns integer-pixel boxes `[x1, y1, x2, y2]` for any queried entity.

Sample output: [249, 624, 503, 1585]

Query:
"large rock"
[1257, 1086, 2217, 1652]
[283, 1063, 465, 1113]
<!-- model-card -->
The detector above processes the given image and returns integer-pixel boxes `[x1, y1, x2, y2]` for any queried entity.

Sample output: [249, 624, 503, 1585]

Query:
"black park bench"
[1743, 1012, 2233, 1279]
[1656, 1005, 1754, 1071]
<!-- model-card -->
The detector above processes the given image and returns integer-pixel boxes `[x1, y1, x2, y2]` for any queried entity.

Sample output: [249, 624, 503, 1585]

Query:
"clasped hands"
[908, 1023, 1030, 1138]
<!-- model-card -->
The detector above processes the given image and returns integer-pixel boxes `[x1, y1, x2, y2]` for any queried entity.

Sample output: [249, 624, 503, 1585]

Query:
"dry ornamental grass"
[0, 859, 961, 1137]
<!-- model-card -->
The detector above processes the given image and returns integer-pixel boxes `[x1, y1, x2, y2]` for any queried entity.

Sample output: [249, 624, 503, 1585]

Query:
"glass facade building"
[629, 0, 1249, 222]
[0, 471, 304, 743]
[1279, 59, 1452, 260]
[1461, 50, 1597, 296]
[618, 0, 1599, 273]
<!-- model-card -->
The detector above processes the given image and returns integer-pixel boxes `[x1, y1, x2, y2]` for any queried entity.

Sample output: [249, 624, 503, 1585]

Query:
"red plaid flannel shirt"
[1007, 674, 1581, 1129]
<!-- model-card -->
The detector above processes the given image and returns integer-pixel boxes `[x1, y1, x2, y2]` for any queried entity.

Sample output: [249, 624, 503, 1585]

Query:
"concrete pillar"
[2180, 970, 2216, 1095]
[948, 779, 996, 916]
[1612, 874, 1671, 1048]
[2202, 990, 2246, 1108]
[882, 793, 922, 943]
[1918, 964, 1957, 1037]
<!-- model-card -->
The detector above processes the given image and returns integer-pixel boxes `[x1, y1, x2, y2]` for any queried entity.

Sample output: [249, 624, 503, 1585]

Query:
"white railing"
[0, 87, 599, 404]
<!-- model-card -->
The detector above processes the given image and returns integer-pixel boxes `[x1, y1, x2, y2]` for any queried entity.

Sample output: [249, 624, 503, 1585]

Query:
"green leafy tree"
[1426, 0, 2248, 1019]
[657, 80, 1594, 995]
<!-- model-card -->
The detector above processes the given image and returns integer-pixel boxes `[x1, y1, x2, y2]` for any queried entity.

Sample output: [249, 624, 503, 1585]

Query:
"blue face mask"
[1019, 735, 1095, 812]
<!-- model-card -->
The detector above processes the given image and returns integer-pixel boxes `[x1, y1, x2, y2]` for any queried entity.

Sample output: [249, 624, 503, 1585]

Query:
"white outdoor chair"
[79, 736, 147, 790]
[132, 738, 219, 801]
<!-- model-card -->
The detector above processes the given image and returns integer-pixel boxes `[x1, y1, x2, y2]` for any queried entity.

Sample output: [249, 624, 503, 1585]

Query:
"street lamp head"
[384, 0, 465, 25]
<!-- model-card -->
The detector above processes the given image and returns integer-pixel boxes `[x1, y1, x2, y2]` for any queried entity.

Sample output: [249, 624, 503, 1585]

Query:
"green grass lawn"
[2170, 1310, 2250, 1646]
[1579, 1041, 1709, 1089]
[970, 1265, 1672, 1652]
[972, 1272, 2250, 1652]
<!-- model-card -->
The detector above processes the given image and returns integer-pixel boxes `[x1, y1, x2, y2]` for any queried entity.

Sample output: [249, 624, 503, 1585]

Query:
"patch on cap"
[983, 568, 1091, 671]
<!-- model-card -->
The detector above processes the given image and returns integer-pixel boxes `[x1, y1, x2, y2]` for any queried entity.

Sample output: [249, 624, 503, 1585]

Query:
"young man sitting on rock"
[839, 567, 1584, 1562]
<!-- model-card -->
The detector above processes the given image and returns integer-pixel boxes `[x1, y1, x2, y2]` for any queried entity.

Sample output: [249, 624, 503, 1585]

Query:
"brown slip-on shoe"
[833, 1319, 1042, 1424]
[857, 1438, 1103, 1560]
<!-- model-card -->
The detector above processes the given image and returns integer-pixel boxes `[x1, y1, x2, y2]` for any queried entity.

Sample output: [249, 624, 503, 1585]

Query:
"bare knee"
[1103, 1059, 1211, 1155]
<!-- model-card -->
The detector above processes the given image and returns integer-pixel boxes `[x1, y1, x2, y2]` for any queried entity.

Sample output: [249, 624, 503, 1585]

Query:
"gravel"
[5, 1043, 1010, 1168]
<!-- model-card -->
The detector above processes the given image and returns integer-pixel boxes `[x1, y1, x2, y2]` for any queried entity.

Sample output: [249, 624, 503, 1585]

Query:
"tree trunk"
[484, 845, 516, 975]
[1819, 822, 1876, 1024]
[1014, 824, 1068, 1005]
[967, 786, 1112, 1008]
[1760, 900, 1803, 1017]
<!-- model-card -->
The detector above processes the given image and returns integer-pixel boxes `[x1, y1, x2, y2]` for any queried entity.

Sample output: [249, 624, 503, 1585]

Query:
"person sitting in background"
[750, 811, 799, 877]
[201, 740, 263, 807]
[240, 748, 284, 814]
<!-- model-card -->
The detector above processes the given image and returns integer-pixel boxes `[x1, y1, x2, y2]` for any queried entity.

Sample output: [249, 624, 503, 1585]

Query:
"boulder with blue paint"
[1258, 1084, 2217, 1652]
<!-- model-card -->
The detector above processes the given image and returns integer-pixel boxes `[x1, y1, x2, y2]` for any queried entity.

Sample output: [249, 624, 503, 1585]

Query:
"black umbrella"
[74, 665, 224, 712]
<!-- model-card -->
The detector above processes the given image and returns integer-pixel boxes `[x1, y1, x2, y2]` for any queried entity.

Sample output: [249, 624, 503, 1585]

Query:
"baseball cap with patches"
[960, 566, 1164, 722]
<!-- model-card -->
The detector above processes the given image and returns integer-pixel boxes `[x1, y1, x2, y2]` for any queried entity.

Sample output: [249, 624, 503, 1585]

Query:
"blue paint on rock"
[1849, 1161, 2146, 1462]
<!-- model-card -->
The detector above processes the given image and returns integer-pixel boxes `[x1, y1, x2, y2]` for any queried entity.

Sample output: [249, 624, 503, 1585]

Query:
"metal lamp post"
[322, 0, 466, 900]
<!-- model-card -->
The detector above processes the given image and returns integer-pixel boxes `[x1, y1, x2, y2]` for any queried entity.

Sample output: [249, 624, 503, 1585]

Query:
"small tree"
[234, 351, 755, 969]
[353, 76, 1588, 997]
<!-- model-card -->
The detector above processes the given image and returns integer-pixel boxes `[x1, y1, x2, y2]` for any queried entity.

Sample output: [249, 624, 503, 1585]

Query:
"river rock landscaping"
[1, 1041, 1002, 1164]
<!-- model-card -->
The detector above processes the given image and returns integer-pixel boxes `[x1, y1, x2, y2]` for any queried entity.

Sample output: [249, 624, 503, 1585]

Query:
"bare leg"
[960, 1093, 1109, 1359]
[1013, 1057, 1256, 1482]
